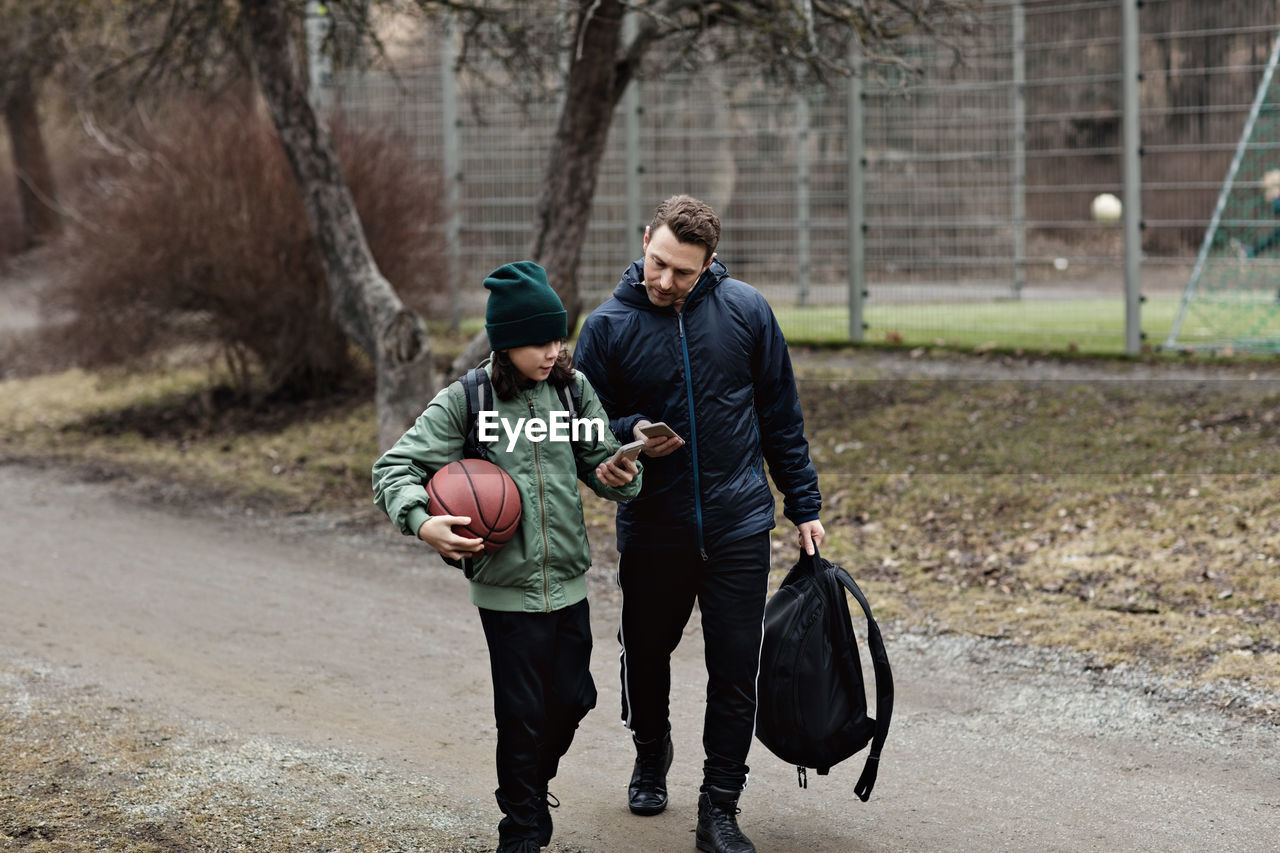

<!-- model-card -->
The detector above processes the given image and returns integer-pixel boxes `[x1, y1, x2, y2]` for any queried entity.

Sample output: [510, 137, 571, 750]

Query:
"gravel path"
[4, 253, 1279, 850]
[2, 463, 1278, 852]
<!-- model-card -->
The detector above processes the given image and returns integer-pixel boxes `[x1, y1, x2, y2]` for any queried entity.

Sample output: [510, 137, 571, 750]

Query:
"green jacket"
[372, 366, 641, 613]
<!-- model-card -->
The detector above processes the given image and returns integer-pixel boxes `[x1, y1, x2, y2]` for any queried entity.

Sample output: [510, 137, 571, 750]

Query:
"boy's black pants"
[617, 532, 770, 795]
[479, 598, 597, 837]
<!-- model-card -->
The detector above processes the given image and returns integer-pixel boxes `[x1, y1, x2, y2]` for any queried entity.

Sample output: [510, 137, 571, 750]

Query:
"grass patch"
[2, 353, 1279, 701]
[0, 364, 378, 513]
[797, 372, 1280, 696]
[772, 294, 1274, 353]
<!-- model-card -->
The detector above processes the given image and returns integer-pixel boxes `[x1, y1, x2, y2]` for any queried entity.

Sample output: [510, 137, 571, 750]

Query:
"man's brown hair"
[650, 194, 721, 263]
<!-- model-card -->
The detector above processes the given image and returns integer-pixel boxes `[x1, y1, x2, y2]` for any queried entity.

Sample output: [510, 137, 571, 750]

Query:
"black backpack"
[755, 548, 893, 800]
[441, 365, 583, 576]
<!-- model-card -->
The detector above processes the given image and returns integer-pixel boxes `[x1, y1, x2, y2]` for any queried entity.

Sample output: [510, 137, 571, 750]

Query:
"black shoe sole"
[695, 828, 755, 853]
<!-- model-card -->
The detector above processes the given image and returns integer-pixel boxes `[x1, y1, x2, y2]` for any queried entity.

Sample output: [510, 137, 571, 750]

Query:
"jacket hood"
[613, 257, 729, 312]
[575, 258, 821, 554]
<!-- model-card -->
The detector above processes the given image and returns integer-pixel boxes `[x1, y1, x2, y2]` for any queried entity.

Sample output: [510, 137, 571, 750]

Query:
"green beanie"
[483, 261, 568, 351]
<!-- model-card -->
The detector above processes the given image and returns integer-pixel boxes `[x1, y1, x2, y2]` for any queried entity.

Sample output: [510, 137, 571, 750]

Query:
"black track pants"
[480, 598, 597, 835]
[617, 532, 770, 794]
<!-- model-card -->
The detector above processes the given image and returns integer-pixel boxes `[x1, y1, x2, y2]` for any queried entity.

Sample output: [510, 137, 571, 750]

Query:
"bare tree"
[436, 0, 978, 374]
[47, 0, 973, 445]
[0, 1, 83, 247]
[239, 0, 436, 450]
[20, 0, 436, 447]
[49, 0, 439, 448]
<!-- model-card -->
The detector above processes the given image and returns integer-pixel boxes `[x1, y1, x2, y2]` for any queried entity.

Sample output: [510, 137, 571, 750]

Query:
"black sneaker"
[628, 732, 674, 816]
[495, 788, 543, 853]
[495, 836, 540, 853]
[695, 791, 755, 853]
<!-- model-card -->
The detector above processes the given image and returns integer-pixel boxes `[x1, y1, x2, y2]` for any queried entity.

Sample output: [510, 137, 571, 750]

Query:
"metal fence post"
[847, 48, 866, 342]
[1122, 0, 1143, 354]
[1011, 0, 1027, 299]
[797, 86, 811, 307]
[441, 16, 462, 332]
[623, 11, 643, 251]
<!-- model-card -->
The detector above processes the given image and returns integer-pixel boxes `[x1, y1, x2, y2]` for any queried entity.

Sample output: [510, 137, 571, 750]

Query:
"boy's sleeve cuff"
[405, 505, 431, 538]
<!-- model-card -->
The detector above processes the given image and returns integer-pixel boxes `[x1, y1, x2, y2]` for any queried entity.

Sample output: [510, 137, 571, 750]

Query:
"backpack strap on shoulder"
[460, 366, 493, 461]
[555, 374, 587, 463]
[554, 372, 583, 421]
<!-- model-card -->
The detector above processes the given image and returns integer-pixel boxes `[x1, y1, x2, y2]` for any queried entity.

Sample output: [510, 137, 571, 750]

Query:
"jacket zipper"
[528, 394, 552, 610]
[677, 312, 708, 561]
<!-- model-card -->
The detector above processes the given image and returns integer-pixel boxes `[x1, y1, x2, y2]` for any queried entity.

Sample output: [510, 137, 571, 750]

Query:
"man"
[575, 195, 824, 853]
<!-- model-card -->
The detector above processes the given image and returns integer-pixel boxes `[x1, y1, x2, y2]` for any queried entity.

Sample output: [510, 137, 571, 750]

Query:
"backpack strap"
[445, 365, 493, 579]
[834, 567, 895, 802]
[554, 373, 583, 422]
[554, 374, 587, 465]
[460, 366, 493, 461]
[461, 366, 575, 458]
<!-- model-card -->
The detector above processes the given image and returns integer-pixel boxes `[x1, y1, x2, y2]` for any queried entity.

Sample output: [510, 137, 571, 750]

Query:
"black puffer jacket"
[575, 258, 821, 555]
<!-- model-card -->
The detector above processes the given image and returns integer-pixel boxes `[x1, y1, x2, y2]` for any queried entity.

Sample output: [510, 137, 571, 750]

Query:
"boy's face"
[642, 225, 714, 311]
[507, 340, 562, 382]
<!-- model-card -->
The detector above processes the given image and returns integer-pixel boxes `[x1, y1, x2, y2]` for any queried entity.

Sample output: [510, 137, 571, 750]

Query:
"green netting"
[1168, 30, 1280, 352]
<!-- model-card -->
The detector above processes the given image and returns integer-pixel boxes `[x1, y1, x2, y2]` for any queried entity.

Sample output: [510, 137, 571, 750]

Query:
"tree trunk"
[240, 0, 437, 450]
[3, 68, 60, 248]
[528, 0, 627, 327]
[451, 0, 631, 378]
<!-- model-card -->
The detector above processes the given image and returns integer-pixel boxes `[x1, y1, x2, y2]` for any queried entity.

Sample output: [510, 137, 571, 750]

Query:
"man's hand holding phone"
[633, 420, 685, 458]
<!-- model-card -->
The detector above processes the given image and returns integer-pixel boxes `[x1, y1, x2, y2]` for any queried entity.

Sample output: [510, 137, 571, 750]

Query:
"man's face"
[642, 224, 714, 310]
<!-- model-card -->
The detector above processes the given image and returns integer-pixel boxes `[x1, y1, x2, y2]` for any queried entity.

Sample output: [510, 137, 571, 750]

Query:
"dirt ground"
[2, 462, 1279, 853]
[3, 255, 1280, 850]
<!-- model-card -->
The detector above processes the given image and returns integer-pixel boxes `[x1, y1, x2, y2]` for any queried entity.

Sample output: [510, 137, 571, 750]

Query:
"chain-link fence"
[330, 1, 1280, 353]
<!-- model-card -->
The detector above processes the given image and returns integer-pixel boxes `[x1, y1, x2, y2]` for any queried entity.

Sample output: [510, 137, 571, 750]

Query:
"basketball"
[425, 459, 522, 555]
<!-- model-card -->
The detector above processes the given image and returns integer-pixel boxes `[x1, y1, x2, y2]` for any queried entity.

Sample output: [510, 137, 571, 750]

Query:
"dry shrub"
[337, 119, 449, 318]
[46, 95, 447, 400]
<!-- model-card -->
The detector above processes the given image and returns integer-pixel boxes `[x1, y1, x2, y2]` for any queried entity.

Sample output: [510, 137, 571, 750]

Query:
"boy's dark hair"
[650, 194, 721, 263]
[490, 343, 574, 401]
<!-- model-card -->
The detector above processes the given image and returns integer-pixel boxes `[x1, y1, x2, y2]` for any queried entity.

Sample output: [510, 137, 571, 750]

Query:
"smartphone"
[639, 422, 681, 442]
[610, 439, 646, 466]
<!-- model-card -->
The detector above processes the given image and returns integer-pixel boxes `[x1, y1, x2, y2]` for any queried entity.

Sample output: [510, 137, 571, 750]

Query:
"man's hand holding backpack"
[755, 548, 894, 800]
